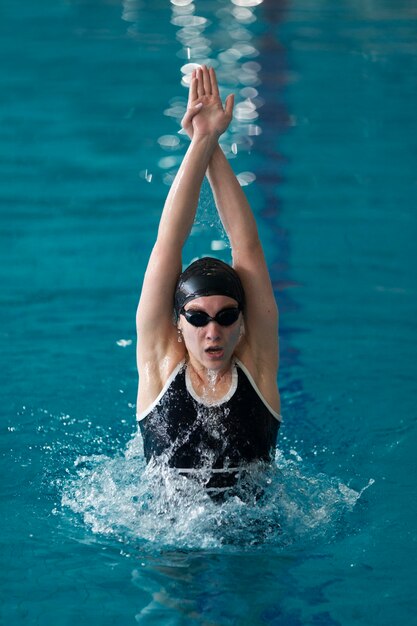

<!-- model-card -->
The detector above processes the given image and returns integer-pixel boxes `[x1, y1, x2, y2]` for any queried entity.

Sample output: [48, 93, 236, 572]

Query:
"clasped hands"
[181, 65, 234, 140]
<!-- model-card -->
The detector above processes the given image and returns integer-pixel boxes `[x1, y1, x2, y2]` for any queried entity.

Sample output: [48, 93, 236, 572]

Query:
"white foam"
[60, 439, 370, 552]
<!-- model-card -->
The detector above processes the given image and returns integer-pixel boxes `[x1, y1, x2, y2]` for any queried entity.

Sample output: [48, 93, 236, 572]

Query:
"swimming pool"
[1, 0, 416, 624]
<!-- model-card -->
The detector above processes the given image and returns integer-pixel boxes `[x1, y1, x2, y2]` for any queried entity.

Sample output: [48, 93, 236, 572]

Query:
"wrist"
[190, 132, 219, 151]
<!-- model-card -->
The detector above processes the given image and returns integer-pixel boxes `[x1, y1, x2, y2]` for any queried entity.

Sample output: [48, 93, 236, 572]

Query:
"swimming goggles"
[180, 306, 241, 327]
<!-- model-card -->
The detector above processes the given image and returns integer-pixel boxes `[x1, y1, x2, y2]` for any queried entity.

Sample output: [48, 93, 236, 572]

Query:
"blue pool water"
[1, 0, 417, 624]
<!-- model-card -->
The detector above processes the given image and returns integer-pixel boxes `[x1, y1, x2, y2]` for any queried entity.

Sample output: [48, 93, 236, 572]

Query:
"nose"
[205, 321, 221, 340]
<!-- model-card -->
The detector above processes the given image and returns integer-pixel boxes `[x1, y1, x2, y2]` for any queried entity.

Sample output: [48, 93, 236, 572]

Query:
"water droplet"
[116, 339, 132, 347]
[210, 240, 228, 251]
[139, 169, 153, 183]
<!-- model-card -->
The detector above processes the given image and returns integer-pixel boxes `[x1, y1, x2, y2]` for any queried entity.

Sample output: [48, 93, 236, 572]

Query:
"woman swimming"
[136, 66, 281, 498]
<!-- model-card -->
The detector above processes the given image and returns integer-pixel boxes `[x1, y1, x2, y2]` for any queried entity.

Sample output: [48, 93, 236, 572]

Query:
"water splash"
[60, 435, 372, 553]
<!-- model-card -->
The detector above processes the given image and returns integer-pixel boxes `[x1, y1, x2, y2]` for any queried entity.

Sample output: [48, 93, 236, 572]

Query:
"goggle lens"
[181, 307, 241, 327]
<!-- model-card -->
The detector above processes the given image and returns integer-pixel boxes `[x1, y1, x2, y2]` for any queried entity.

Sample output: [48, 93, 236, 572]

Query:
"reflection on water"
[170, 0, 264, 161]
[124, 0, 268, 192]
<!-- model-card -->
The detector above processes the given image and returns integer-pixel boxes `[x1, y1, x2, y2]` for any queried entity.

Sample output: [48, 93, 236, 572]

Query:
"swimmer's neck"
[186, 355, 233, 386]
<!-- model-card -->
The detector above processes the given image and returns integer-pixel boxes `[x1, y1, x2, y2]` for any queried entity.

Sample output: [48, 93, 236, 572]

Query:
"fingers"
[188, 65, 223, 99]
[188, 70, 198, 106]
[209, 67, 219, 97]
[195, 65, 215, 98]
[224, 93, 235, 118]
[181, 102, 203, 129]
[202, 65, 212, 95]
[196, 67, 204, 98]
[185, 65, 233, 130]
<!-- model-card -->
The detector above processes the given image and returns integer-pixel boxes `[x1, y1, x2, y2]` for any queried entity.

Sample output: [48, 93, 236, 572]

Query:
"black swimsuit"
[137, 360, 281, 495]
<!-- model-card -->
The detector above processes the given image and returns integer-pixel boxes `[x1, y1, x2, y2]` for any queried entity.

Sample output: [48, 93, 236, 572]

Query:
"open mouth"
[205, 346, 223, 355]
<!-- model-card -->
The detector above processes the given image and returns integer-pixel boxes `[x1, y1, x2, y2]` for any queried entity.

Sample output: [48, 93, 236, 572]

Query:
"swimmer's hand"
[181, 65, 234, 140]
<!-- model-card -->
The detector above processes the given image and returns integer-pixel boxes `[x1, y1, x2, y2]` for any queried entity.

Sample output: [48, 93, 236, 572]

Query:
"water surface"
[1, 0, 417, 624]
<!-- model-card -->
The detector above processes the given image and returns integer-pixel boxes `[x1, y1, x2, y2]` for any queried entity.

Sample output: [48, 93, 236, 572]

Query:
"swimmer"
[136, 66, 281, 498]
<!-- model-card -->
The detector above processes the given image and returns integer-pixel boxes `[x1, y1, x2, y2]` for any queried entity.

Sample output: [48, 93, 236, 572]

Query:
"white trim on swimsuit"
[136, 360, 185, 422]
[185, 361, 238, 407]
[173, 466, 244, 493]
[136, 358, 282, 423]
[234, 358, 282, 422]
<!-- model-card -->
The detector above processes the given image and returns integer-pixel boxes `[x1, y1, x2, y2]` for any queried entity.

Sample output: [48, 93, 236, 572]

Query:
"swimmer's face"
[178, 295, 243, 371]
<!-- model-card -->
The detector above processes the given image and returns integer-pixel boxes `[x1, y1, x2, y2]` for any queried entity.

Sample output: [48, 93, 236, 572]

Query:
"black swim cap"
[174, 257, 245, 318]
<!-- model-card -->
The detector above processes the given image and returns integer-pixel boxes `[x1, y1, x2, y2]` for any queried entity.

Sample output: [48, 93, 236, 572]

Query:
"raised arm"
[207, 143, 279, 372]
[183, 67, 279, 374]
[136, 75, 234, 374]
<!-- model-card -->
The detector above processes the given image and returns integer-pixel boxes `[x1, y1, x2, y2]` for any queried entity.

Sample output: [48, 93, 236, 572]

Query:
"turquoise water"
[2, 0, 417, 624]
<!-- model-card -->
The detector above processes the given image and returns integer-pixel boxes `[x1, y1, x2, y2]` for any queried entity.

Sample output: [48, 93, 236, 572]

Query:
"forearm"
[207, 145, 261, 254]
[157, 134, 218, 249]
